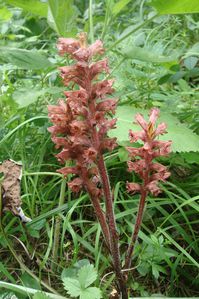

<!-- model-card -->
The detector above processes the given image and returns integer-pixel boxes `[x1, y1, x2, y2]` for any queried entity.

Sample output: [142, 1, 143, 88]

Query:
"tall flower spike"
[48, 33, 117, 199]
[48, 33, 128, 298]
[124, 108, 172, 271]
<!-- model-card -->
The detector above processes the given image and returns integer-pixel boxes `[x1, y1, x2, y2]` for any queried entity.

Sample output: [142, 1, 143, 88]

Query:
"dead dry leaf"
[0, 159, 31, 222]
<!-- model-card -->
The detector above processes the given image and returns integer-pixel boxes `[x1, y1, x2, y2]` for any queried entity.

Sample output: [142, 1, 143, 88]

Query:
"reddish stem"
[97, 155, 128, 299]
[78, 158, 111, 248]
[85, 66, 128, 298]
[125, 153, 151, 273]
[124, 189, 148, 271]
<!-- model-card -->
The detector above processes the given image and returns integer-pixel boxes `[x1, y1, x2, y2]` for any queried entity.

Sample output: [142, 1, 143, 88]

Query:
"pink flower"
[129, 129, 146, 142]
[96, 99, 117, 114]
[154, 122, 167, 136]
[56, 149, 71, 163]
[101, 137, 117, 151]
[57, 166, 79, 176]
[149, 108, 159, 125]
[135, 113, 148, 130]
[146, 181, 160, 196]
[126, 182, 141, 194]
[127, 160, 146, 177]
[98, 118, 117, 136]
[90, 59, 109, 79]
[126, 108, 171, 197]
[70, 120, 88, 135]
[57, 38, 80, 56]
[92, 80, 115, 98]
[73, 40, 104, 61]
[83, 147, 98, 163]
[68, 178, 83, 192]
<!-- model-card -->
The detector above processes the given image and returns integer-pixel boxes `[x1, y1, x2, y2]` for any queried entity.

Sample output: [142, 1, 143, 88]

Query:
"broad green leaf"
[109, 106, 199, 152]
[0, 7, 12, 21]
[21, 273, 41, 291]
[61, 268, 77, 280]
[13, 88, 45, 108]
[80, 287, 102, 299]
[183, 42, 199, 58]
[184, 56, 198, 70]
[12, 87, 62, 107]
[152, 264, 160, 279]
[47, 0, 78, 37]
[4, 0, 48, 17]
[0, 47, 52, 69]
[112, 0, 132, 16]
[62, 278, 81, 297]
[33, 293, 50, 299]
[121, 46, 178, 64]
[150, 0, 199, 15]
[78, 264, 97, 288]
[74, 259, 90, 269]
[0, 282, 66, 299]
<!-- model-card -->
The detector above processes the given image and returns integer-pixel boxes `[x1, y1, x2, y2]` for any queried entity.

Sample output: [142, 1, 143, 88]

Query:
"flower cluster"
[126, 108, 172, 196]
[48, 33, 117, 198]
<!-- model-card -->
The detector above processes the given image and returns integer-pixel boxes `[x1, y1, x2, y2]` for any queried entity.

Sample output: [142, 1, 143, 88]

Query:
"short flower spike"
[126, 108, 172, 196]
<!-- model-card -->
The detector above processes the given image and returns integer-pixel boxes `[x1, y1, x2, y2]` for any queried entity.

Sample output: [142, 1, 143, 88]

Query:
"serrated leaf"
[78, 264, 97, 288]
[4, 0, 48, 17]
[150, 0, 199, 15]
[33, 292, 50, 299]
[61, 268, 77, 280]
[62, 278, 81, 297]
[80, 287, 102, 299]
[109, 106, 199, 152]
[0, 47, 52, 70]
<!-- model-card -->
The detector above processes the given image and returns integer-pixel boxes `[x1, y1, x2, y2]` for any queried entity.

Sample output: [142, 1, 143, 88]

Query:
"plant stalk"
[79, 160, 111, 249]
[89, 0, 94, 43]
[97, 155, 128, 299]
[124, 189, 148, 271]
[85, 58, 128, 298]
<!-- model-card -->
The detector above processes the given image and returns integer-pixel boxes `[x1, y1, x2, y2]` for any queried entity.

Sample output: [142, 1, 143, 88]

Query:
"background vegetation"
[0, 0, 199, 298]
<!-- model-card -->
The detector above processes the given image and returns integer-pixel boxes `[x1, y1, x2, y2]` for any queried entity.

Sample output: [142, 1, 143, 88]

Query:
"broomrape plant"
[48, 33, 171, 298]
